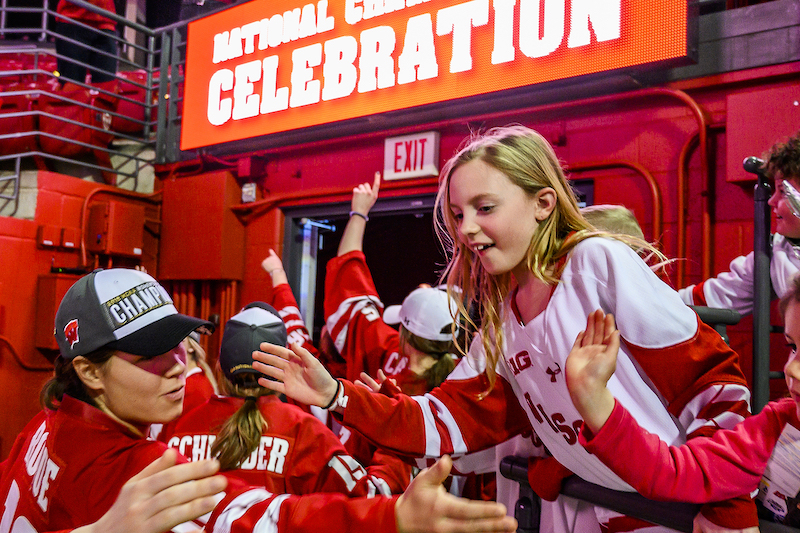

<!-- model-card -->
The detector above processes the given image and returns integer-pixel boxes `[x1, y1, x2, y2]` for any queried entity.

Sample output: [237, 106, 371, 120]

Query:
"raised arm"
[338, 172, 381, 256]
[262, 248, 289, 288]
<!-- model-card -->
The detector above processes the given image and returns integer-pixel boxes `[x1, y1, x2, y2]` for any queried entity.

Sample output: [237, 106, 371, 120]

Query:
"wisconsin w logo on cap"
[64, 319, 79, 348]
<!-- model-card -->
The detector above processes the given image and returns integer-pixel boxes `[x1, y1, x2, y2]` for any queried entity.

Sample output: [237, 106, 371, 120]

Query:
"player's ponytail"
[399, 327, 457, 389]
[211, 375, 271, 471]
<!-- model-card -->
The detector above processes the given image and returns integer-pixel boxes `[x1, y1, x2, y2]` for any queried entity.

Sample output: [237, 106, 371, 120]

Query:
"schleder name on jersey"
[168, 434, 290, 473]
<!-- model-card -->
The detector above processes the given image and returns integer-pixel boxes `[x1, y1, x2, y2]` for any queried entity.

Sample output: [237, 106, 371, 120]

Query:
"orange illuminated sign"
[181, 0, 691, 150]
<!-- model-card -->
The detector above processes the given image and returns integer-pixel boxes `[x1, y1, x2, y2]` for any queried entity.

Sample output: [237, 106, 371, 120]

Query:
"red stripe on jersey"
[623, 316, 748, 418]
[428, 402, 455, 455]
[692, 282, 708, 306]
[600, 516, 655, 533]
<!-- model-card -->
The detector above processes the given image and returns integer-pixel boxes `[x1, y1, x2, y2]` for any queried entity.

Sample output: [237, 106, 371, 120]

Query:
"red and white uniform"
[679, 233, 800, 315]
[167, 395, 406, 496]
[0, 395, 399, 533]
[324, 251, 408, 382]
[271, 283, 320, 358]
[332, 238, 756, 531]
[580, 397, 797, 503]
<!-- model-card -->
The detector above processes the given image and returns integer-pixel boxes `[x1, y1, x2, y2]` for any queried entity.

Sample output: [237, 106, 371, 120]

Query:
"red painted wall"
[1, 63, 797, 459]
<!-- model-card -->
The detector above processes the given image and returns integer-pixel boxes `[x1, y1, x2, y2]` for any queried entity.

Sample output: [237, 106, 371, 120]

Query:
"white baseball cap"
[383, 287, 459, 342]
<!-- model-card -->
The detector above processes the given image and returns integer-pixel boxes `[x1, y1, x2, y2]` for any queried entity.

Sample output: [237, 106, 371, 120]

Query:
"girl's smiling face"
[768, 178, 800, 240]
[448, 159, 550, 280]
[783, 299, 800, 420]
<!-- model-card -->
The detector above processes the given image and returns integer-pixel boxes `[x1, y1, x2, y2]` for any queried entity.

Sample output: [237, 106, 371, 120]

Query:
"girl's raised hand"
[253, 342, 340, 408]
[351, 171, 381, 217]
[565, 309, 619, 433]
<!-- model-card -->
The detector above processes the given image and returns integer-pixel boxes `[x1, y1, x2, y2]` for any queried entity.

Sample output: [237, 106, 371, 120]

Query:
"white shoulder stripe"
[412, 394, 469, 457]
[212, 489, 272, 533]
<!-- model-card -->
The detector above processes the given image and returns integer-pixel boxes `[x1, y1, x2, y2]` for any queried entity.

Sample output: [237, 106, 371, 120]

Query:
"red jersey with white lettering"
[168, 395, 404, 496]
[0, 396, 173, 532]
[324, 251, 407, 382]
[332, 238, 757, 531]
[0, 395, 402, 533]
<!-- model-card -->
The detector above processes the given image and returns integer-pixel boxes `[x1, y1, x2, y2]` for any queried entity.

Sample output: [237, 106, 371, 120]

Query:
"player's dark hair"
[211, 373, 273, 471]
[764, 130, 800, 182]
[399, 327, 457, 389]
[40, 348, 116, 410]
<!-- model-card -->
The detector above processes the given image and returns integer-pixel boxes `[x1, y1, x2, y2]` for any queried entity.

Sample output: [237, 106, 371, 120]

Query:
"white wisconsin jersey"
[497, 237, 745, 491]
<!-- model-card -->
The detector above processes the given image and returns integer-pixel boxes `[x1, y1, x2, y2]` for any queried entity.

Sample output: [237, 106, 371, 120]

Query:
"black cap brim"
[107, 313, 214, 357]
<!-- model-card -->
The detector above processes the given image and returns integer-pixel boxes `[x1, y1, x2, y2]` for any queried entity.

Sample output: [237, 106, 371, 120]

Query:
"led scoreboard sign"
[181, 0, 692, 150]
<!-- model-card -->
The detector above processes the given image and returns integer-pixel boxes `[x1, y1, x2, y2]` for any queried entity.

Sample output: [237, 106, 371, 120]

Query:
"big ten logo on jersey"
[168, 434, 291, 473]
[507, 351, 532, 375]
[523, 392, 583, 446]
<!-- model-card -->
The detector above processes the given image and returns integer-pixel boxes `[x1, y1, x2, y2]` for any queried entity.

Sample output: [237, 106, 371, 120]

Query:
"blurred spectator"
[55, 0, 118, 84]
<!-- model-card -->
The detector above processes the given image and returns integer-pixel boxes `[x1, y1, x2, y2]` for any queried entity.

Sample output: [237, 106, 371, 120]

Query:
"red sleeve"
[271, 283, 320, 358]
[324, 251, 405, 381]
[581, 399, 791, 503]
[338, 428, 411, 495]
[287, 415, 379, 497]
[206, 479, 399, 533]
[624, 317, 758, 526]
[692, 282, 708, 306]
[336, 374, 530, 458]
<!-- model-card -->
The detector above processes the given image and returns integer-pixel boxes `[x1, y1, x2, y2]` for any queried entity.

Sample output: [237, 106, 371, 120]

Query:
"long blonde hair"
[434, 126, 660, 391]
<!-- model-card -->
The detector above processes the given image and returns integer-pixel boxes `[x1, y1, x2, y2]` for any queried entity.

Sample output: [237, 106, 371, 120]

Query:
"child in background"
[564, 277, 800, 526]
[324, 172, 459, 387]
[168, 302, 410, 495]
[581, 204, 644, 240]
[253, 125, 756, 532]
[0, 267, 516, 533]
[679, 130, 800, 315]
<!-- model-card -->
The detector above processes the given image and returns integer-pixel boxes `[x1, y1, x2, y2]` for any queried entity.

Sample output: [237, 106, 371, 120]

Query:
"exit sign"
[384, 131, 440, 180]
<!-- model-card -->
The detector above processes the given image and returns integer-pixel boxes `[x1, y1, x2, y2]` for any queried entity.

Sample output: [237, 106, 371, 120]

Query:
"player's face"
[449, 159, 542, 280]
[99, 343, 187, 432]
[768, 177, 800, 240]
[783, 300, 800, 419]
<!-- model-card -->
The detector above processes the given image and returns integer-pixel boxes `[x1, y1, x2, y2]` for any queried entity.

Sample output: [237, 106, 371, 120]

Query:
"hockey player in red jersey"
[167, 301, 410, 495]
[0, 267, 516, 533]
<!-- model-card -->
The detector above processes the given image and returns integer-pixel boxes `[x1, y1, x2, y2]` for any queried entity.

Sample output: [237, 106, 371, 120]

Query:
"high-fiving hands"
[565, 309, 619, 434]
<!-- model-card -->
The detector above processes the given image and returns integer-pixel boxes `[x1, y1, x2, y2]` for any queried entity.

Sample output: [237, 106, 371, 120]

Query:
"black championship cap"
[220, 302, 287, 381]
[55, 268, 214, 360]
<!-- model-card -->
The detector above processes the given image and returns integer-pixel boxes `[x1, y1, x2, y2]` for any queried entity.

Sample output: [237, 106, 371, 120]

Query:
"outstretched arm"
[338, 172, 381, 257]
[565, 309, 619, 433]
[73, 449, 227, 533]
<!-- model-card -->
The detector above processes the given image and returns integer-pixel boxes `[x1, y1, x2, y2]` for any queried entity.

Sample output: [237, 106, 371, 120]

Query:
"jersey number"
[1, 481, 37, 533]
